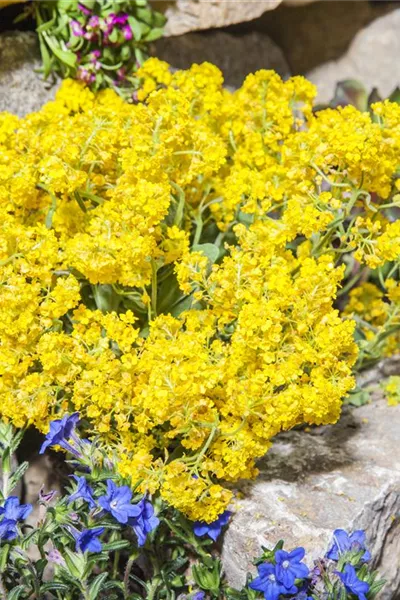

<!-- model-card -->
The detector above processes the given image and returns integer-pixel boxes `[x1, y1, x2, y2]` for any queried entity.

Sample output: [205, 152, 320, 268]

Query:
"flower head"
[128, 497, 159, 546]
[98, 480, 141, 524]
[0, 497, 32, 522]
[275, 547, 309, 589]
[74, 527, 105, 553]
[68, 476, 96, 509]
[250, 562, 297, 600]
[48, 548, 66, 566]
[327, 529, 371, 562]
[122, 24, 133, 41]
[40, 413, 80, 455]
[0, 519, 18, 541]
[193, 510, 231, 542]
[336, 564, 370, 600]
[70, 19, 85, 37]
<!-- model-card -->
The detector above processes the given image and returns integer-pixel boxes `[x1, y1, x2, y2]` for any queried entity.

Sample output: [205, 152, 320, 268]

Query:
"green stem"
[151, 260, 158, 319]
[171, 181, 186, 227]
[193, 215, 203, 246]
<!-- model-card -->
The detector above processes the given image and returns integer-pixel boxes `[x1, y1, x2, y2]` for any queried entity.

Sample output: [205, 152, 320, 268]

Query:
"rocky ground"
[223, 361, 400, 599]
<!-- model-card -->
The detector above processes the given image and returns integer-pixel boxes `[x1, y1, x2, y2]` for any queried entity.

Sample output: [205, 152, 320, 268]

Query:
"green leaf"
[143, 27, 164, 42]
[63, 548, 85, 579]
[135, 8, 153, 24]
[101, 539, 131, 552]
[37, 34, 53, 78]
[368, 87, 382, 105]
[8, 461, 29, 494]
[389, 86, 400, 105]
[368, 578, 387, 598]
[7, 586, 26, 600]
[42, 32, 77, 68]
[192, 243, 220, 264]
[92, 284, 121, 313]
[88, 573, 108, 600]
[0, 545, 10, 572]
[128, 16, 142, 41]
[79, 0, 96, 8]
[45, 191, 57, 229]
[344, 387, 371, 407]
[330, 80, 368, 111]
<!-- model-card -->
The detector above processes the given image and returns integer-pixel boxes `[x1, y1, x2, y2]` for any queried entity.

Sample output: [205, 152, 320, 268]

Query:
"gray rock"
[222, 376, 400, 598]
[255, 1, 399, 77]
[307, 9, 400, 104]
[0, 31, 60, 117]
[153, 0, 283, 37]
[154, 30, 289, 89]
[24, 455, 62, 576]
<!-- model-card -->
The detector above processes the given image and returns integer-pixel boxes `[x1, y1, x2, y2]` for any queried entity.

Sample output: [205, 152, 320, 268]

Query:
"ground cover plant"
[0, 59, 399, 597]
[0, 419, 387, 599]
[0, 0, 165, 97]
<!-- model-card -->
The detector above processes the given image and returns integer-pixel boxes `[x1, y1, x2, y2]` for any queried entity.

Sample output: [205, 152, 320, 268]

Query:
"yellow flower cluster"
[2, 59, 400, 520]
[382, 376, 400, 406]
[344, 280, 400, 361]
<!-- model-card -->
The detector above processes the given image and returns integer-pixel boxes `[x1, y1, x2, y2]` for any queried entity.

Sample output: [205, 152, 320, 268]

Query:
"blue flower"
[40, 413, 81, 456]
[0, 519, 18, 541]
[336, 564, 370, 600]
[73, 527, 105, 553]
[326, 529, 371, 562]
[68, 476, 96, 510]
[191, 593, 205, 600]
[128, 497, 159, 546]
[98, 480, 142, 524]
[275, 547, 309, 589]
[0, 497, 32, 522]
[249, 562, 297, 600]
[193, 510, 231, 542]
[293, 592, 313, 600]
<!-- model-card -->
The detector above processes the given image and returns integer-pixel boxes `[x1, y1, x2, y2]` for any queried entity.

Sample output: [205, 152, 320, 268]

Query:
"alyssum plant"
[0, 418, 386, 600]
[1, 60, 400, 521]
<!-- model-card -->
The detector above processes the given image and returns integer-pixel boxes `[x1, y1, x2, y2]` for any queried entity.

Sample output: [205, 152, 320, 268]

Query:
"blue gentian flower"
[0, 519, 19, 541]
[327, 529, 371, 562]
[73, 527, 105, 553]
[336, 564, 370, 600]
[191, 593, 205, 600]
[128, 497, 159, 546]
[98, 480, 142, 524]
[68, 476, 96, 509]
[249, 562, 297, 600]
[275, 547, 309, 588]
[0, 497, 32, 522]
[40, 413, 81, 456]
[193, 510, 231, 542]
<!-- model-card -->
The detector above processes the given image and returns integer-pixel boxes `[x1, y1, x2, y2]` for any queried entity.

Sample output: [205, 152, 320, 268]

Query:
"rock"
[246, 0, 400, 77]
[307, 9, 400, 104]
[222, 377, 400, 599]
[152, 0, 282, 37]
[153, 30, 290, 89]
[283, 0, 316, 5]
[24, 455, 62, 573]
[0, 31, 60, 117]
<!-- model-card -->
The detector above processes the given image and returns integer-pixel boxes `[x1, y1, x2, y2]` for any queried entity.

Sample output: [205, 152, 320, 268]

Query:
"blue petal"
[288, 547, 306, 563]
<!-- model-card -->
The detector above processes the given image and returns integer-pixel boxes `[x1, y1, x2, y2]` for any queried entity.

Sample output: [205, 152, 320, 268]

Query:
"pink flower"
[70, 19, 85, 37]
[77, 67, 95, 84]
[122, 23, 133, 41]
[78, 3, 91, 16]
